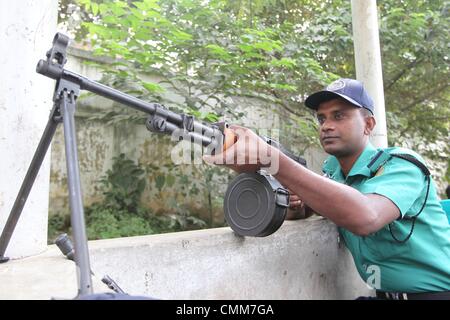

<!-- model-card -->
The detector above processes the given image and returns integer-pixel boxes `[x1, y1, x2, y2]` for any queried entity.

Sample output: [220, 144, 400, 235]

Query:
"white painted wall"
[0, 1, 58, 258]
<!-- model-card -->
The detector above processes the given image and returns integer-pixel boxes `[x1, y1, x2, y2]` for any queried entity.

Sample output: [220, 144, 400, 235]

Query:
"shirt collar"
[322, 143, 378, 179]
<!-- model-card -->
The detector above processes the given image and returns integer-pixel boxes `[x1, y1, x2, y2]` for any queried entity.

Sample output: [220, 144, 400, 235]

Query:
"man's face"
[316, 98, 370, 158]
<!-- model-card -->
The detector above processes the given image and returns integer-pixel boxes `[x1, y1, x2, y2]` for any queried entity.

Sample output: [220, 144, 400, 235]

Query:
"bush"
[48, 154, 209, 243]
[85, 207, 153, 240]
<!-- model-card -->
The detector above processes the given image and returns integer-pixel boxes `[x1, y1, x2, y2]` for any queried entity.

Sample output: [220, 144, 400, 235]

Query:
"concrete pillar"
[351, 0, 388, 148]
[0, 1, 58, 258]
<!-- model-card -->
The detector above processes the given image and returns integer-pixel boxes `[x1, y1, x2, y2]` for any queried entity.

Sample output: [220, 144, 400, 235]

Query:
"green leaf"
[155, 174, 165, 192]
[142, 81, 165, 93]
[205, 44, 232, 60]
[166, 174, 176, 187]
[270, 57, 297, 69]
[91, 2, 99, 16]
[110, 4, 126, 16]
[170, 30, 193, 41]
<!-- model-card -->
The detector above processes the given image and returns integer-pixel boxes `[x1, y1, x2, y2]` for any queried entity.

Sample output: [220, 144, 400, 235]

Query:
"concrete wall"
[0, 217, 373, 299]
[0, 1, 58, 258]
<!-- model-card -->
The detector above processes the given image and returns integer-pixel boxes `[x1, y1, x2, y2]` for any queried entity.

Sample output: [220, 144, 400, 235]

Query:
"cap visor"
[305, 91, 363, 110]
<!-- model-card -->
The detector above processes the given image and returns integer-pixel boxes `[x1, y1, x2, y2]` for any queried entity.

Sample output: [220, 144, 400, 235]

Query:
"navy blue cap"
[305, 78, 374, 114]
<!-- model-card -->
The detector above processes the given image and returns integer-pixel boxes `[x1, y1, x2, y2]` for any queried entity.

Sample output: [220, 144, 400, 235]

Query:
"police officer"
[204, 78, 450, 299]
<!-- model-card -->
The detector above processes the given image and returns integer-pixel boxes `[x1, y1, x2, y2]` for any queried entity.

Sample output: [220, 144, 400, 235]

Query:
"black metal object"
[261, 136, 307, 167]
[55, 233, 75, 261]
[224, 172, 290, 237]
[0, 33, 94, 296]
[223, 137, 307, 237]
[55, 233, 126, 294]
[101, 275, 126, 295]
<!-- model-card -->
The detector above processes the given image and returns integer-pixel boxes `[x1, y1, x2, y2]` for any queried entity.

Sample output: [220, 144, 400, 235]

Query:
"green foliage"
[83, 204, 208, 240]
[145, 160, 230, 228]
[61, 0, 448, 183]
[86, 154, 209, 239]
[70, 0, 341, 150]
[84, 205, 159, 239]
[378, 2, 449, 160]
[48, 154, 209, 243]
[99, 153, 146, 213]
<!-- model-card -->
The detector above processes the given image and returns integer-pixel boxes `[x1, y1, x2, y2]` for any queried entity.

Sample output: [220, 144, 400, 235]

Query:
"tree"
[62, 0, 448, 186]
[67, 0, 342, 149]
[378, 1, 449, 186]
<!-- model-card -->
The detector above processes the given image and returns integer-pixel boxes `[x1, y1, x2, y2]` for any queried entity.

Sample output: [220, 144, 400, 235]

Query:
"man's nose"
[320, 118, 335, 131]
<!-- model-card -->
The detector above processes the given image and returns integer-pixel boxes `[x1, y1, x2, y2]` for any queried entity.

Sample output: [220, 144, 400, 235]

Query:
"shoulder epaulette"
[367, 150, 430, 177]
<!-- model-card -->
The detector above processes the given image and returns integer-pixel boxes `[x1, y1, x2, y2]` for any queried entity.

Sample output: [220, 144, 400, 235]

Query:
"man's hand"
[203, 125, 280, 174]
[286, 189, 313, 220]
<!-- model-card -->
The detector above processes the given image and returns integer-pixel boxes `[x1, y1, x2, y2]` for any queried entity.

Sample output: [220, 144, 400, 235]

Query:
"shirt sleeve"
[358, 156, 427, 219]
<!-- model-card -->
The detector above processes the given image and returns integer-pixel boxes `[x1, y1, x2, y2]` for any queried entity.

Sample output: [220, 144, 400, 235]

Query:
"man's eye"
[335, 113, 344, 120]
[317, 117, 325, 124]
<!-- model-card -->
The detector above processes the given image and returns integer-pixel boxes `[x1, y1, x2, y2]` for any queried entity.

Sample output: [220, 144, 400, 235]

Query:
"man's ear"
[364, 115, 376, 135]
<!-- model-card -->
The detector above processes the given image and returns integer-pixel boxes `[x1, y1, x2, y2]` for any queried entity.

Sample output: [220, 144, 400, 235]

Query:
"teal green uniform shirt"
[322, 143, 450, 293]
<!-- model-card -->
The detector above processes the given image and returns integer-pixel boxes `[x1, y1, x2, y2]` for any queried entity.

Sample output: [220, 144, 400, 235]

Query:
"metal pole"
[351, 0, 388, 148]
[59, 85, 93, 296]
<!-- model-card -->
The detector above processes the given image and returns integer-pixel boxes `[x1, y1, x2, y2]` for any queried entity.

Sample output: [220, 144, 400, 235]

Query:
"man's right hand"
[202, 125, 280, 174]
[286, 189, 313, 220]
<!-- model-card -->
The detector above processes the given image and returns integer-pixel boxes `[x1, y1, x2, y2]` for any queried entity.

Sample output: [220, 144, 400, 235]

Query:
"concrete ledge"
[0, 245, 111, 300]
[0, 217, 372, 299]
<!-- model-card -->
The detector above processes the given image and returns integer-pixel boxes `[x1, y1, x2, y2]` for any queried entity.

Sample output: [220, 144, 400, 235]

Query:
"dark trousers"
[375, 290, 450, 300]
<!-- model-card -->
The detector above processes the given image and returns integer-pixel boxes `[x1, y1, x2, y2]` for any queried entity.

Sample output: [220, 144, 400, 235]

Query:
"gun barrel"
[37, 60, 218, 137]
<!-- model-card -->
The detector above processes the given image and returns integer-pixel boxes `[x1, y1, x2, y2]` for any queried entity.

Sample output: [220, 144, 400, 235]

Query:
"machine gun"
[36, 33, 307, 237]
[0, 33, 306, 297]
